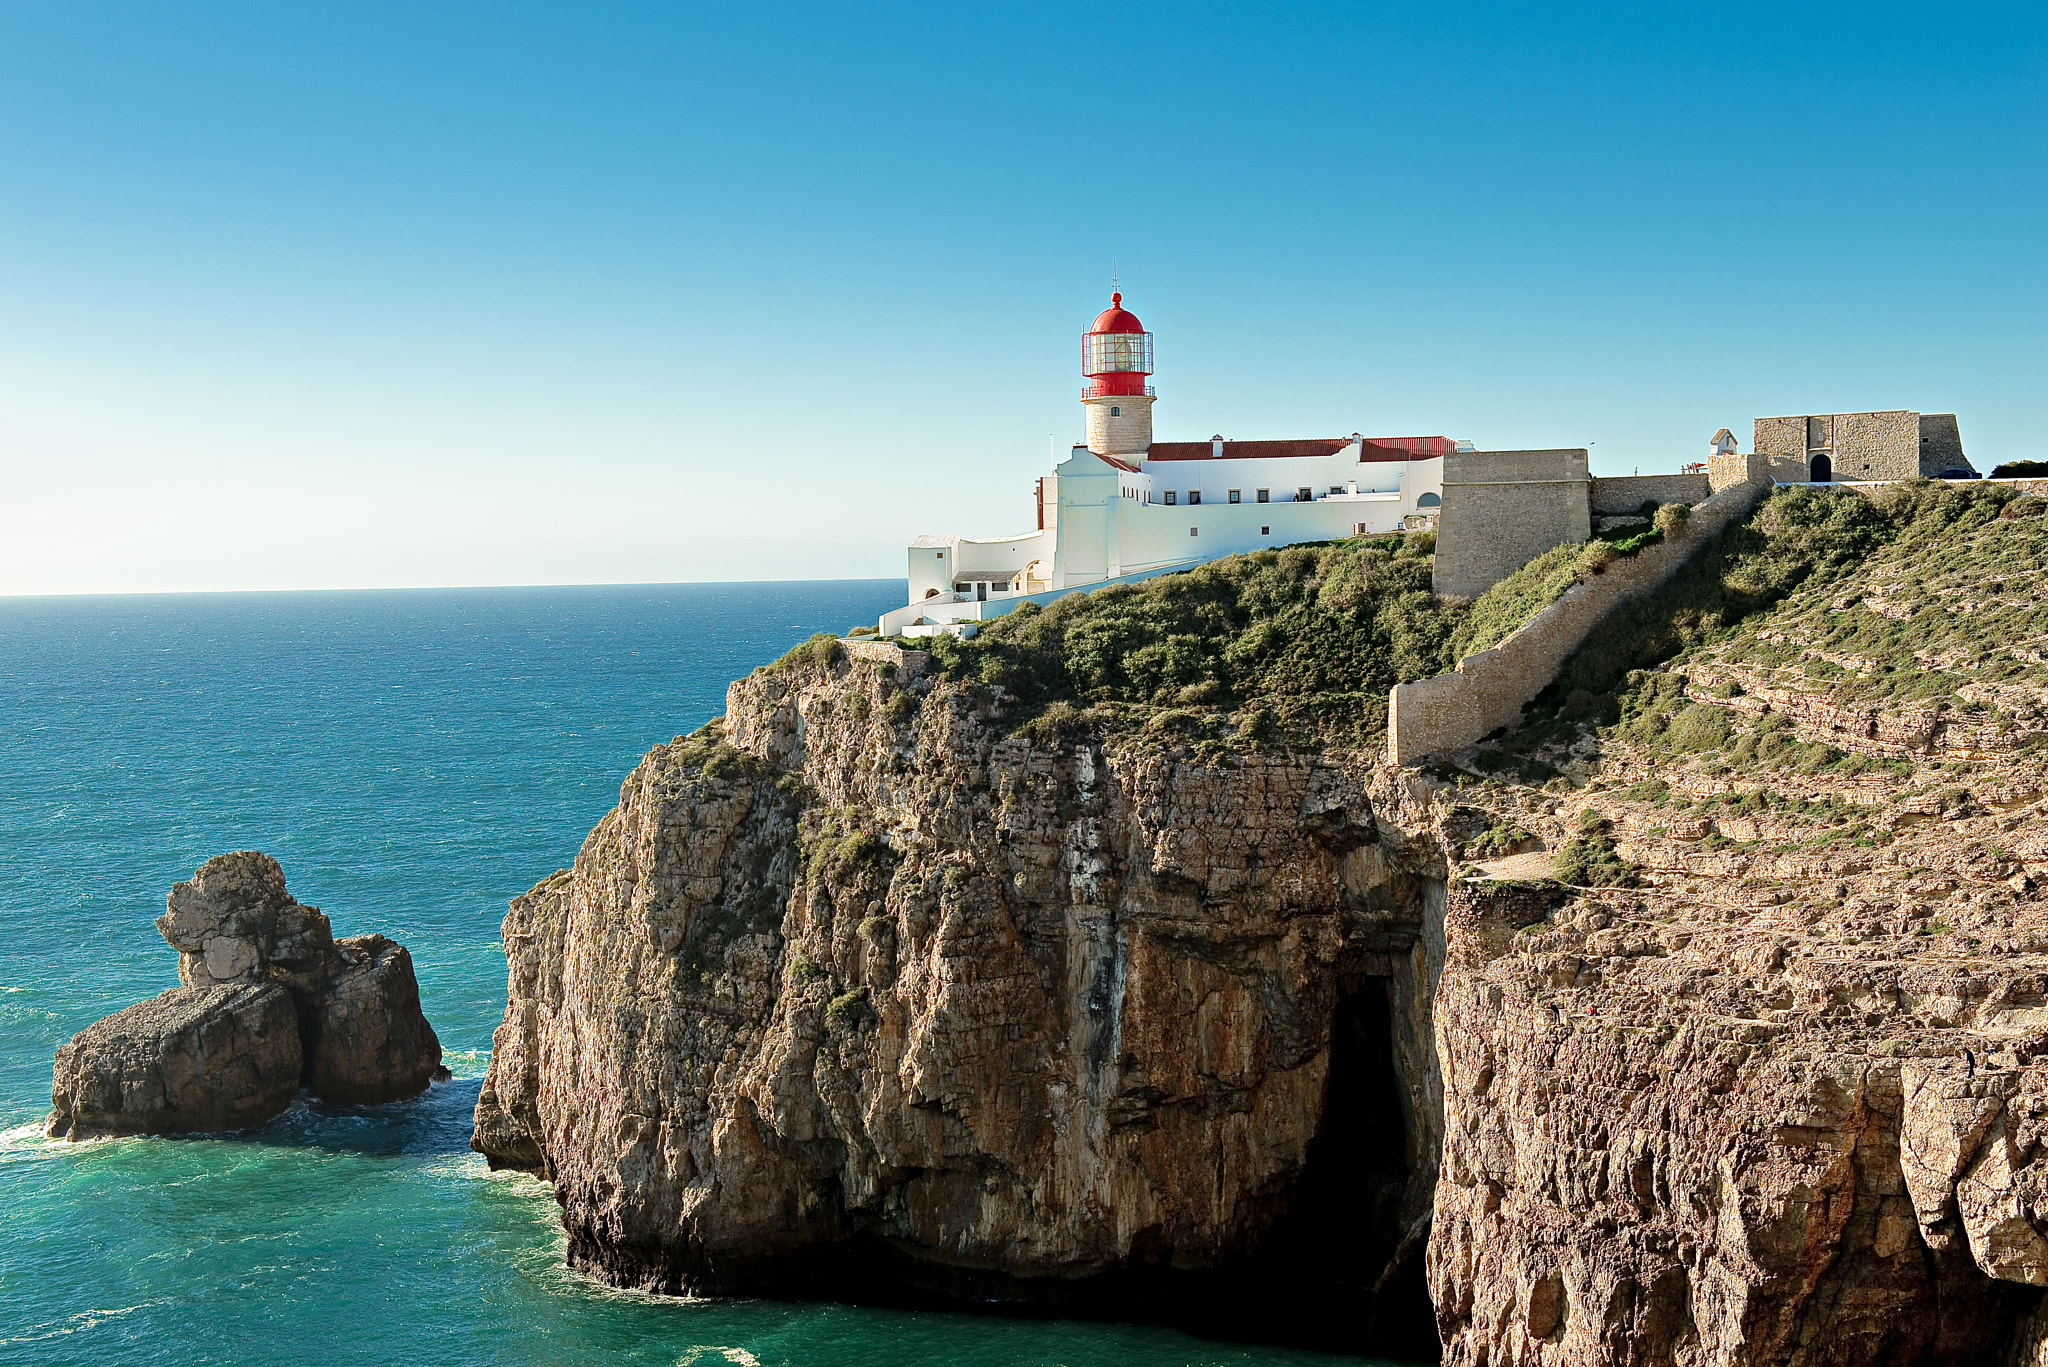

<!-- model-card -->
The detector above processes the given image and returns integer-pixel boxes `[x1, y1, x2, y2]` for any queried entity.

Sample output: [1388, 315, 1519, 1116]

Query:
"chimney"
[1211, 434, 1225, 458]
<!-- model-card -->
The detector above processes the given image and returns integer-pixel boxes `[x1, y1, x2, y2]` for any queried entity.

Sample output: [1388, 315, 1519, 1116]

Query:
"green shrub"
[1661, 702, 1732, 752]
[1540, 486, 1895, 711]
[1450, 540, 1585, 659]
[1554, 828, 1637, 887]
[925, 535, 1465, 751]
[825, 986, 873, 1027]
[1470, 821, 1534, 858]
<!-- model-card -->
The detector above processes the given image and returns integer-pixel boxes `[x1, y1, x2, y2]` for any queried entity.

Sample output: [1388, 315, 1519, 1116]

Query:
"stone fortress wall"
[1388, 454, 1773, 766]
[1431, 452, 1717, 602]
[1918, 413, 1967, 473]
[1429, 449, 1593, 601]
[1754, 410, 1974, 483]
[1590, 472, 1711, 515]
[1397, 410, 1972, 763]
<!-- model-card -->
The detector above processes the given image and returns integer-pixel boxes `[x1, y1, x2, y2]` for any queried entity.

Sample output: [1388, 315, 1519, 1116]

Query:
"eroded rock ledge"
[48, 852, 446, 1139]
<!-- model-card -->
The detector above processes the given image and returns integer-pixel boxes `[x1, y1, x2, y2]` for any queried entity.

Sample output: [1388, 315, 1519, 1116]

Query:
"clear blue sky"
[3, 1, 2042, 593]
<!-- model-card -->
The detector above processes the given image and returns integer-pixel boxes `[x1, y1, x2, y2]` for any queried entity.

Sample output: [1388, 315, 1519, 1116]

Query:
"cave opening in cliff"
[1174, 975, 1439, 1361]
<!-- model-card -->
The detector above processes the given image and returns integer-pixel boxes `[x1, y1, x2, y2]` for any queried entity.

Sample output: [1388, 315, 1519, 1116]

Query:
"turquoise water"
[0, 583, 1401, 1366]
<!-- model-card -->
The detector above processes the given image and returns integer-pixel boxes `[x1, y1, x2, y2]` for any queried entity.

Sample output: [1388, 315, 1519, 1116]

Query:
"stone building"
[1753, 410, 1973, 484]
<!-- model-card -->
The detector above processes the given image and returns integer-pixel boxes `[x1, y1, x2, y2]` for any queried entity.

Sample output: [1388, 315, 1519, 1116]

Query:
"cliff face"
[1430, 878, 2048, 1366]
[472, 644, 1446, 1348]
[1424, 485, 2048, 1365]
[474, 487, 2048, 1363]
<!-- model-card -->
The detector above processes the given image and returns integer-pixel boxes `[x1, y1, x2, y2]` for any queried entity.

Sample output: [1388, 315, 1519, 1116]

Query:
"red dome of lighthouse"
[1082, 292, 1154, 397]
[1089, 292, 1146, 334]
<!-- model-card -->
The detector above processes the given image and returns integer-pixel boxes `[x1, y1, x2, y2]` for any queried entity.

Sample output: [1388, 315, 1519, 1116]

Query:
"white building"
[881, 294, 1457, 638]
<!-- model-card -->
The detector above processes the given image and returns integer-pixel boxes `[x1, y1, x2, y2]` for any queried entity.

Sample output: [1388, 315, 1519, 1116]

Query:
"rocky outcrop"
[472, 634, 2048, 1362]
[48, 853, 446, 1139]
[473, 648, 1445, 1351]
[1425, 872, 2048, 1366]
[157, 849, 338, 999]
[46, 984, 302, 1139]
[310, 934, 445, 1104]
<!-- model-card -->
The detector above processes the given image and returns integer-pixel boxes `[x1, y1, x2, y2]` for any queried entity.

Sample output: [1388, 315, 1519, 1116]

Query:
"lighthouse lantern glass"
[1083, 331, 1154, 375]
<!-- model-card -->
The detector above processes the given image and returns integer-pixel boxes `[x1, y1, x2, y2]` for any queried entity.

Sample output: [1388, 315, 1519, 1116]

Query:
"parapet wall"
[1589, 473, 1711, 515]
[1431, 449, 1591, 601]
[1918, 414, 1970, 475]
[1388, 472, 1774, 765]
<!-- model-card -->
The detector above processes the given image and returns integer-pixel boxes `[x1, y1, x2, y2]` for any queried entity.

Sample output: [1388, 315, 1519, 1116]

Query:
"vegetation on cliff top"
[1434, 500, 1697, 663]
[1449, 541, 1586, 660]
[1472, 480, 2047, 786]
[922, 533, 1462, 752]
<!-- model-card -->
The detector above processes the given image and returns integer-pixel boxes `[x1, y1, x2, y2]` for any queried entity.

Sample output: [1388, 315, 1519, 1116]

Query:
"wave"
[0, 1299, 165, 1346]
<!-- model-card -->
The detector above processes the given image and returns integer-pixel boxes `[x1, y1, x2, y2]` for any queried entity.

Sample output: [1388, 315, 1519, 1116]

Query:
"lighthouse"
[1081, 292, 1155, 457]
[886, 287, 1459, 637]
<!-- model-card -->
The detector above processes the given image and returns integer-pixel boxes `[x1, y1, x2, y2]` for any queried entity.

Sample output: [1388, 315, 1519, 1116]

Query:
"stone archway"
[1810, 453, 1833, 483]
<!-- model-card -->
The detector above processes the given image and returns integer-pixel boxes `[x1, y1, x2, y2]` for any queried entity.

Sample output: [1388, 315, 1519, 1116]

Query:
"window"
[1354, 523, 1369, 535]
[936, 551, 943, 558]
[1189, 526, 1199, 537]
[1329, 486, 1343, 496]
[1416, 492, 1441, 507]
[1187, 490, 1201, 505]
[1296, 487, 1312, 502]
[1228, 490, 1241, 503]
[1260, 525, 1270, 535]
[1110, 405, 1121, 417]
[1164, 490, 1177, 505]
[1256, 489, 1270, 503]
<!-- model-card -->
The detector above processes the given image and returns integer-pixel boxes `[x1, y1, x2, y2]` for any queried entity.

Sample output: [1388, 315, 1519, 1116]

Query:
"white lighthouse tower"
[1081, 293, 1155, 457]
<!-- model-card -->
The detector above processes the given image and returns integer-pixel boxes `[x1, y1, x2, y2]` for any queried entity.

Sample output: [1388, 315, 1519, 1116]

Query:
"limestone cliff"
[472, 643, 1445, 1350]
[475, 483, 2048, 1363]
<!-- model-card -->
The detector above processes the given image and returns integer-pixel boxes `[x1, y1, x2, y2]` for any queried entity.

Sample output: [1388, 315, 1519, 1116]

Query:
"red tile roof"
[1095, 453, 1143, 473]
[1145, 436, 1453, 463]
[1361, 435, 1457, 458]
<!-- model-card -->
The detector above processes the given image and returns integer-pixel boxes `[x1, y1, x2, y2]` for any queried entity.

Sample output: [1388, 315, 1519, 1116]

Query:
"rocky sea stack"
[47, 851, 446, 1140]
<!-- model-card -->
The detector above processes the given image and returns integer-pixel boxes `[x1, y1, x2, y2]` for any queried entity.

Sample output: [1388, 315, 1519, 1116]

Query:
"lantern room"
[1083, 293, 1155, 398]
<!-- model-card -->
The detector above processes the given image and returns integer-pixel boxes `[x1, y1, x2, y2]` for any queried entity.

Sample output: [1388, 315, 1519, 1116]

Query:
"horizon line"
[0, 575, 910, 602]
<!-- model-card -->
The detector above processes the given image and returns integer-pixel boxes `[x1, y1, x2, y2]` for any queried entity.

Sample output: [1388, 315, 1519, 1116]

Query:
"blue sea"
[0, 582, 1404, 1366]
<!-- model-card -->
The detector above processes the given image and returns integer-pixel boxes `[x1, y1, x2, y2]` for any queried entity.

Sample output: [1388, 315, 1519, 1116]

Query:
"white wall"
[1052, 455, 1117, 586]
[900, 450, 1436, 607]
[907, 541, 953, 601]
[1106, 486, 1398, 574]
[952, 529, 1049, 580]
[1400, 456, 1444, 508]
[1138, 450, 1395, 505]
